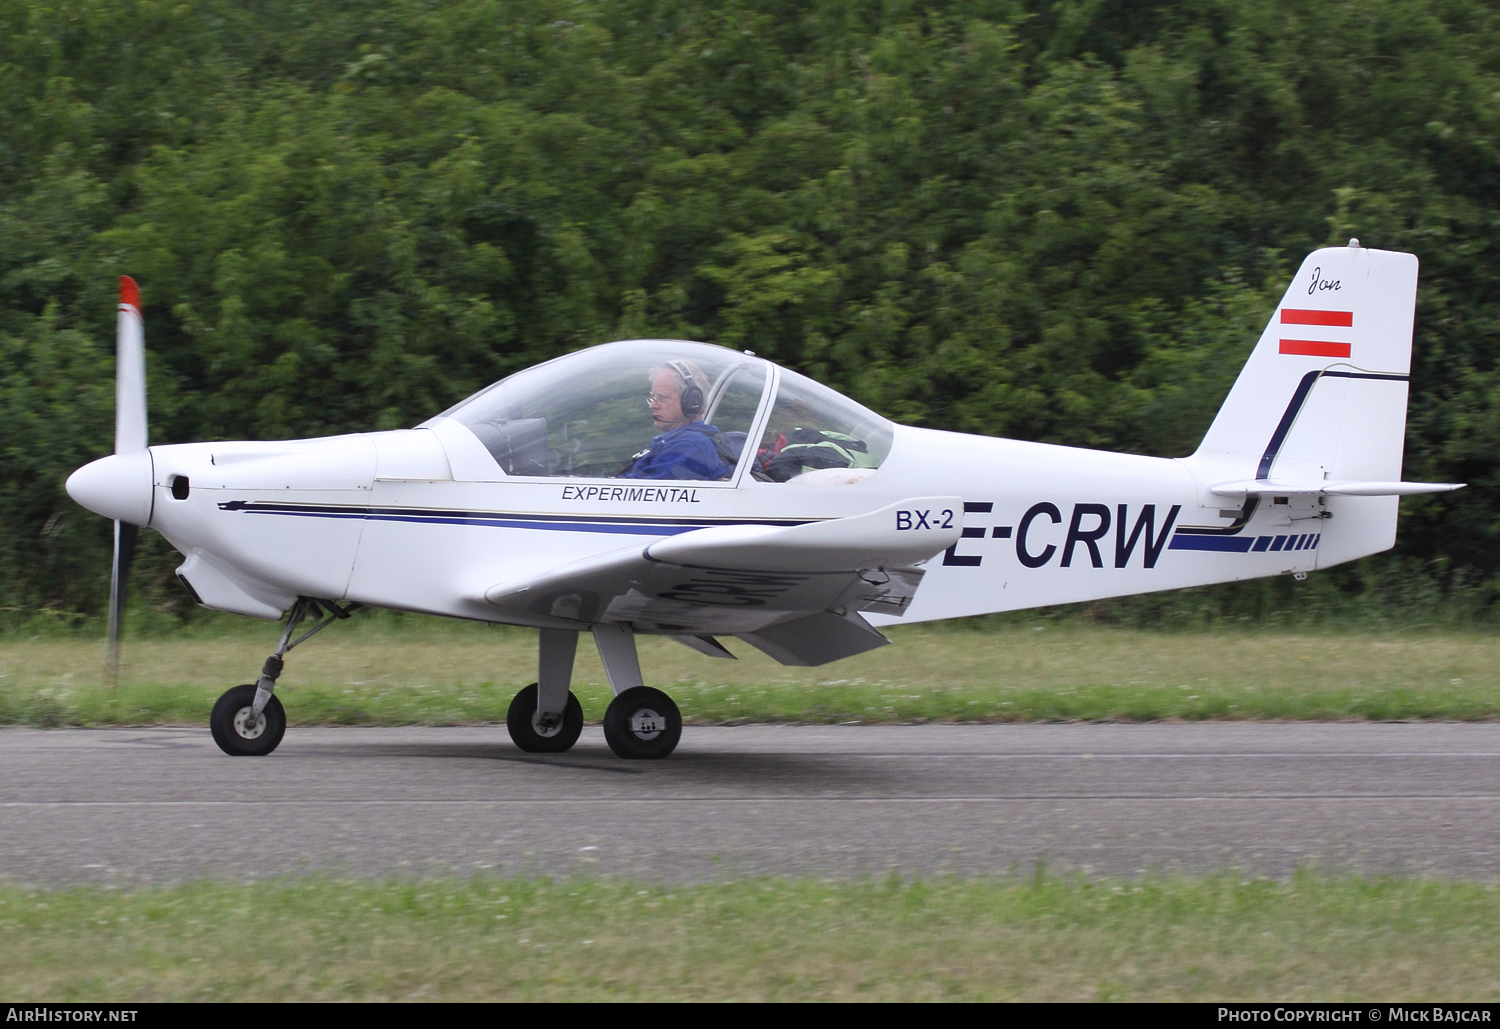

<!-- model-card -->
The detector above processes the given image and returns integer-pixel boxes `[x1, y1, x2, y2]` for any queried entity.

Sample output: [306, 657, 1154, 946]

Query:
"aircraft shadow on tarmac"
[298, 739, 906, 790]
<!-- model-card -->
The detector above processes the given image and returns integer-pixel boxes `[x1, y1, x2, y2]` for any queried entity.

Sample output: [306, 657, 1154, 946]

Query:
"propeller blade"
[116, 276, 147, 455]
[105, 520, 139, 680]
[107, 277, 146, 682]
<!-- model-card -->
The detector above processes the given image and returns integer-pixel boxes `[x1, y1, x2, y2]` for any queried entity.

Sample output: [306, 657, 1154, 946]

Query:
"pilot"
[618, 360, 730, 480]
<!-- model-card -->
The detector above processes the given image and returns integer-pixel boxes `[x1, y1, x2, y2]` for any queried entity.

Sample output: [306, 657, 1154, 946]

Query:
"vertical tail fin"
[1185, 242, 1420, 566]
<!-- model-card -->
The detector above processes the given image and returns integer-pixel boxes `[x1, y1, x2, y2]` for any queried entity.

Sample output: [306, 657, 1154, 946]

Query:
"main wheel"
[506, 683, 584, 753]
[602, 686, 682, 759]
[210, 684, 287, 756]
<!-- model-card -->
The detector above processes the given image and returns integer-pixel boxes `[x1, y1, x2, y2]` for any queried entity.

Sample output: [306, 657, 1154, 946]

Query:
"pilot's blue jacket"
[619, 421, 729, 480]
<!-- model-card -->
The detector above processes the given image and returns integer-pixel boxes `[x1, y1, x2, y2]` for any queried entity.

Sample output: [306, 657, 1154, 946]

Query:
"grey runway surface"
[3, 723, 1499, 886]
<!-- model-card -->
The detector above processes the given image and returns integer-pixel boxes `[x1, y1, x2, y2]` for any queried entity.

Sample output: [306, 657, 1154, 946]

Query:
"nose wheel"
[210, 683, 287, 756]
[602, 686, 682, 759]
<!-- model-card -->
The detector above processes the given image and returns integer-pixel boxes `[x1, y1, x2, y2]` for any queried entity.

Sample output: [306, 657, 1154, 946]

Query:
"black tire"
[602, 686, 682, 759]
[210, 684, 287, 756]
[506, 683, 584, 753]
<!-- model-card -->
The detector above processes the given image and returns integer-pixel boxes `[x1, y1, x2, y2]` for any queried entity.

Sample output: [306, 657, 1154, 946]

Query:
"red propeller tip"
[118, 276, 140, 310]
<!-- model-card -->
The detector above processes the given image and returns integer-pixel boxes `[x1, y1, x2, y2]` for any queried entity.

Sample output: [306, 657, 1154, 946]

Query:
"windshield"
[430, 340, 770, 479]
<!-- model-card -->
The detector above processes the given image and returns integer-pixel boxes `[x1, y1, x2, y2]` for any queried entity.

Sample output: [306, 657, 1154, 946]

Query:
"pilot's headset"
[663, 359, 706, 418]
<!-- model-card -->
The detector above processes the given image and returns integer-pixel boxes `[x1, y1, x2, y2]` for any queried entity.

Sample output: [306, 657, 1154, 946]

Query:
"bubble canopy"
[427, 339, 894, 482]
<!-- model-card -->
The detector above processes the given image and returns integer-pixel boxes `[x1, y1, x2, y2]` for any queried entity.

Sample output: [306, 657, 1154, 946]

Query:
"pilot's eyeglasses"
[646, 391, 678, 406]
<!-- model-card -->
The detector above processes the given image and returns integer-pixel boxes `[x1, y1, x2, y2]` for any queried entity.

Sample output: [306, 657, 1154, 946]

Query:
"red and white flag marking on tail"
[1279, 308, 1353, 357]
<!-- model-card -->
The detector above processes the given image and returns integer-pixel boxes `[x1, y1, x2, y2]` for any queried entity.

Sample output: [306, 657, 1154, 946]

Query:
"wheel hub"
[232, 706, 267, 740]
[629, 708, 664, 740]
[531, 710, 563, 738]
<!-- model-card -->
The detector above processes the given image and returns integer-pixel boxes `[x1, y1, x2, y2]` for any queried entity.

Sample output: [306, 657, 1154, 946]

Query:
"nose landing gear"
[209, 597, 360, 757]
[210, 683, 286, 756]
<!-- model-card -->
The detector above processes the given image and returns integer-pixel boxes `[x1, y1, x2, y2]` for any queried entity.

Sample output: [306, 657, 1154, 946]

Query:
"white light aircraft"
[66, 241, 1461, 759]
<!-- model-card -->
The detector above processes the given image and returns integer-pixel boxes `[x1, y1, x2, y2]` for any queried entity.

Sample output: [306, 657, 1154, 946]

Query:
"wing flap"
[735, 611, 890, 667]
[670, 634, 737, 659]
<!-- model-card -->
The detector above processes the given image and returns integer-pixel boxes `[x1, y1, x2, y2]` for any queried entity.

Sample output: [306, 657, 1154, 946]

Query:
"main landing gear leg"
[209, 597, 360, 757]
[594, 624, 682, 760]
[506, 629, 584, 753]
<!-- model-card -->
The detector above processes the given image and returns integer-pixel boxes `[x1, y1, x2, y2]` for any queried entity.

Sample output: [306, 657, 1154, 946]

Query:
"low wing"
[1211, 479, 1465, 497]
[480, 496, 961, 665]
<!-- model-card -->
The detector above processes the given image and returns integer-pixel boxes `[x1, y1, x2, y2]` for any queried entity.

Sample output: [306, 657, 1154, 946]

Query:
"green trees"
[4, 0, 1499, 618]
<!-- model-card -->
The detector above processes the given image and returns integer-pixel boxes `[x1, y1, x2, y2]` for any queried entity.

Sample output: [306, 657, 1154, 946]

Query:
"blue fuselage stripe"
[1169, 535, 1255, 553]
[216, 501, 806, 536]
[364, 514, 703, 535]
[1171, 532, 1322, 555]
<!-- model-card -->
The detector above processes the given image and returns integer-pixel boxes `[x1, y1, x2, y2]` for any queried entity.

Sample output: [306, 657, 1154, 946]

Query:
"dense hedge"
[4, 0, 1499, 619]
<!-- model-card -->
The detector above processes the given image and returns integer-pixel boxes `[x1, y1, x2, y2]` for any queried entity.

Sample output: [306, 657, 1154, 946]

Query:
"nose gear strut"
[210, 597, 361, 757]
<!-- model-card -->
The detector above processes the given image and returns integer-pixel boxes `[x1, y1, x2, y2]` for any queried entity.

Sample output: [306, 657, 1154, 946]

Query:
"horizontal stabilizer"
[1210, 479, 1465, 498]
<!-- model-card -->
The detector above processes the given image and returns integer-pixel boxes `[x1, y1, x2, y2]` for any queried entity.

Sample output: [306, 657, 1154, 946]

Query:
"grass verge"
[3, 620, 1499, 727]
[4, 873, 1499, 1001]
